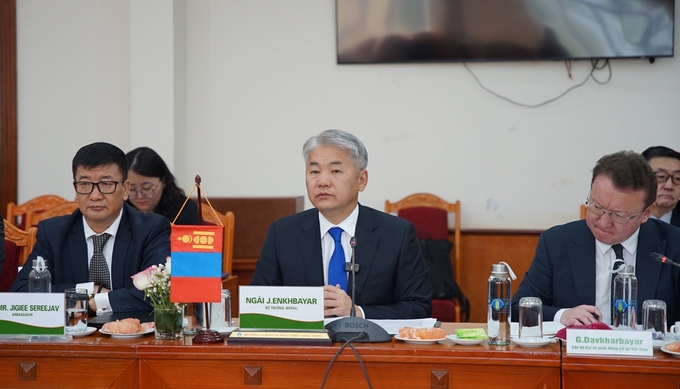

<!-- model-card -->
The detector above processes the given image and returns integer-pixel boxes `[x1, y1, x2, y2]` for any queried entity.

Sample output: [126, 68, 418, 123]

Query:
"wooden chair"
[580, 204, 587, 220]
[28, 202, 79, 227]
[2, 219, 37, 279]
[385, 193, 466, 322]
[385, 193, 461, 282]
[6, 195, 69, 229]
[200, 206, 235, 277]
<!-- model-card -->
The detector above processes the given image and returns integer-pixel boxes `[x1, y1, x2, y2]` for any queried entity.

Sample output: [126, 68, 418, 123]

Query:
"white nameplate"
[566, 329, 653, 357]
[239, 286, 324, 330]
[0, 293, 65, 336]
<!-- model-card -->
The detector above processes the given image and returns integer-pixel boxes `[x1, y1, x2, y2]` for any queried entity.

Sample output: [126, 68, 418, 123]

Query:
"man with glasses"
[512, 151, 680, 327]
[642, 146, 680, 228]
[11, 142, 170, 313]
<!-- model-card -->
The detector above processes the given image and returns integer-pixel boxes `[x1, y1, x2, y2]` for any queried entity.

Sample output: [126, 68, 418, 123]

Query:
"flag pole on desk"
[170, 175, 224, 344]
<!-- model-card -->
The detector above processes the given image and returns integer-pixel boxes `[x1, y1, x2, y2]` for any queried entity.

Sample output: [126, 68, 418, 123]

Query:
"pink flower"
[132, 266, 157, 291]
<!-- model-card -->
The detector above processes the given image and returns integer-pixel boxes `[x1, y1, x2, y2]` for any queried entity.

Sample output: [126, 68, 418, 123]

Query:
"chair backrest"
[3, 218, 37, 267]
[200, 205, 235, 276]
[0, 239, 19, 292]
[28, 202, 79, 228]
[6, 195, 69, 229]
[385, 193, 461, 284]
[580, 204, 587, 220]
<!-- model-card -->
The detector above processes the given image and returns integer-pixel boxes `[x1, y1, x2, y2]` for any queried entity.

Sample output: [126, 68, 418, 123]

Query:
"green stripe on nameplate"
[0, 320, 64, 335]
[239, 313, 324, 330]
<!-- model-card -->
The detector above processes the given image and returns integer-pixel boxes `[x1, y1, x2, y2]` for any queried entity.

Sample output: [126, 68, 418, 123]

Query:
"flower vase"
[153, 308, 183, 340]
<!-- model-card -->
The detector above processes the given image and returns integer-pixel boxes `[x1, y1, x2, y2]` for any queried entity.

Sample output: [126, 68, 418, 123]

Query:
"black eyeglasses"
[655, 172, 680, 185]
[585, 200, 645, 224]
[128, 181, 161, 199]
[73, 181, 121, 195]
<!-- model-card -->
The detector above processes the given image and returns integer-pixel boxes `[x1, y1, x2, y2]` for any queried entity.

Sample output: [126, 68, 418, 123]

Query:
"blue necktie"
[328, 227, 347, 292]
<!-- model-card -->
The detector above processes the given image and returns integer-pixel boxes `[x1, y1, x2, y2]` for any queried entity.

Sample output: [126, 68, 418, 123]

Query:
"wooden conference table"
[0, 323, 678, 389]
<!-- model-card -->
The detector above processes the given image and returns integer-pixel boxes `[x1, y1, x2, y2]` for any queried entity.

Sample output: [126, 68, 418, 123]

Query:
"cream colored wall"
[16, 0, 680, 230]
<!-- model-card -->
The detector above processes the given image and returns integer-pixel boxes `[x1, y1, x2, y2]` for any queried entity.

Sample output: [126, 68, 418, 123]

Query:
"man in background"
[250, 129, 431, 319]
[512, 151, 680, 327]
[11, 142, 170, 313]
[642, 146, 680, 228]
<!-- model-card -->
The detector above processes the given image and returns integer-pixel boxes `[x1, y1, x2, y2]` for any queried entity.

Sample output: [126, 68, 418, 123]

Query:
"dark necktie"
[328, 227, 347, 292]
[89, 233, 112, 290]
[610, 243, 625, 324]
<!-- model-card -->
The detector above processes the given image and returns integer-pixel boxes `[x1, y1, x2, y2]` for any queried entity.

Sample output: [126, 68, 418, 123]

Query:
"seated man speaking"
[512, 151, 680, 327]
[250, 129, 432, 319]
[11, 142, 170, 313]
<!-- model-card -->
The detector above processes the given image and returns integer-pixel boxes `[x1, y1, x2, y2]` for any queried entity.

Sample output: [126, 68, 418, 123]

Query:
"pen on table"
[221, 272, 230, 280]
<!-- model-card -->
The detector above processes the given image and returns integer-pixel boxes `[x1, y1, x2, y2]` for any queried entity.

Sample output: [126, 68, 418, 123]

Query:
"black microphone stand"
[324, 237, 391, 343]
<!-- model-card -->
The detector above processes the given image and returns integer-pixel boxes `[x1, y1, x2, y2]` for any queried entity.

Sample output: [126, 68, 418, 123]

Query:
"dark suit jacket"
[250, 205, 432, 319]
[512, 219, 680, 326]
[671, 207, 680, 228]
[10, 203, 170, 312]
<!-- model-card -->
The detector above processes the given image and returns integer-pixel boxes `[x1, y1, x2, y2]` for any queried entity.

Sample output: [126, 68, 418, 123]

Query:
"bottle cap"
[492, 262, 518, 280]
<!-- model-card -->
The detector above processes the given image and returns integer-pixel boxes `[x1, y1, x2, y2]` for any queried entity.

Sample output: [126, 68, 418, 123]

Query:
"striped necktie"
[328, 227, 347, 292]
[89, 233, 112, 290]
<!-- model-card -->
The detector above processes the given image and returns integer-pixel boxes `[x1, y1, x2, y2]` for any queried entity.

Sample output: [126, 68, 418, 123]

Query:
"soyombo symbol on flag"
[170, 225, 223, 303]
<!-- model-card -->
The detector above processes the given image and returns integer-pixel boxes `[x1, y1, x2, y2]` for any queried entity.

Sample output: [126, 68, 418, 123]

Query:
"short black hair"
[641, 146, 680, 162]
[591, 151, 657, 208]
[72, 142, 128, 181]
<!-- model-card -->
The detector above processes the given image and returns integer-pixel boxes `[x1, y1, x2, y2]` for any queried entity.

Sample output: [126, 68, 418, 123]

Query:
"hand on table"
[560, 305, 602, 326]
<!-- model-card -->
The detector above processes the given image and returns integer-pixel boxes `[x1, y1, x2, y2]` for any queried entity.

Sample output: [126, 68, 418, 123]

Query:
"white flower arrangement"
[131, 257, 183, 310]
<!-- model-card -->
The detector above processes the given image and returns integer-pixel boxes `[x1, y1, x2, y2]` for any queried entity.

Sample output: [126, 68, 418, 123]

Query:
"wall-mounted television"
[336, 0, 675, 63]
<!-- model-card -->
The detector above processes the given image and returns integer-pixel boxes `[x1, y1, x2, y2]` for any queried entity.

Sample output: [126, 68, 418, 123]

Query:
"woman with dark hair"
[125, 147, 199, 225]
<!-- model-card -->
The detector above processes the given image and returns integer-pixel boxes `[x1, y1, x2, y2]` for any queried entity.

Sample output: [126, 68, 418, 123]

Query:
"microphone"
[325, 236, 391, 343]
[349, 237, 357, 317]
[650, 252, 680, 268]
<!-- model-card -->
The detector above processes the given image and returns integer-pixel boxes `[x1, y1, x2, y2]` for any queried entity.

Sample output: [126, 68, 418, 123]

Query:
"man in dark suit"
[512, 151, 680, 327]
[11, 142, 170, 313]
[250, 130, 431, 319]
[642, 146, 680, 228]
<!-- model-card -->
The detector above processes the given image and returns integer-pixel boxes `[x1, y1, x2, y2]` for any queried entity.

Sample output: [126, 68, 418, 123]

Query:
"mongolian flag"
[170, 224, 223, 303]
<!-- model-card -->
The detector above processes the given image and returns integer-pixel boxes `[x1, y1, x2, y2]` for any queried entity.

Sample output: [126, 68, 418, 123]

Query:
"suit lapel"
[111, 209, 132, 290]
[567, 224, 597, 305]
[350, 206, 379, 299]
[298, 210, 325, 286]
[636, 223, 664, 301]
[69, 219, 89, 282]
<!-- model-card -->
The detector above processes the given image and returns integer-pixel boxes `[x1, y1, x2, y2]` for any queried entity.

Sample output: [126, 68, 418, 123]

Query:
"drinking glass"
[642, 299, 666, 341]
[64, 288, 88, 333]
[518, 297, 543, 339]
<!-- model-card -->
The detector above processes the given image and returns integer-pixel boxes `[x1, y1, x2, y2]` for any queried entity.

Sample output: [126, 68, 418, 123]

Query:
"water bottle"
[612, 265, 637, 330]
[28, 256, 52, 293]
[488, 261, 517, 345]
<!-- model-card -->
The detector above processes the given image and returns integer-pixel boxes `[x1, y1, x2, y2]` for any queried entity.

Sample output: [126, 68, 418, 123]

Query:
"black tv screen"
[337, 0, 675, 63]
